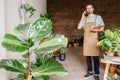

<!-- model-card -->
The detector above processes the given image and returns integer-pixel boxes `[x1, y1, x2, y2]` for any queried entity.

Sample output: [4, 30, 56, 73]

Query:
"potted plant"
[59, 47, 67, 61]
[112, 28, 120, 57]
[73, 39, 79, 47]
[68, 40, 74, 47]
[108, 73, 120, 80]
[109, 64, 117, 75]
[0, 17, 68, 80]
[97, 29, 120, 56]
[78, 37, 83, 46]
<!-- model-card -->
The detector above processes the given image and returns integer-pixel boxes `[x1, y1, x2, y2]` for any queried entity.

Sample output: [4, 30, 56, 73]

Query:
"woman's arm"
[77, 16, 84, 29]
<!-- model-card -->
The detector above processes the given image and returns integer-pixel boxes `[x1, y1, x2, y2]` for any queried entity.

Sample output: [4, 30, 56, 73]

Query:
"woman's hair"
[86, 4, 94, 8]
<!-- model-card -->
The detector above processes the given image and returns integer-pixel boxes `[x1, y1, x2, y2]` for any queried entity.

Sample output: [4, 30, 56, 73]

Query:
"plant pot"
[68, 44, 72, 48]
[105, 52, 115, 56]
[74, 43, 78, 47]
[109, 66, 116, 75]
[59, 54, 66, 61]
[53, 50, 59, 55]
[117, 53, 120, 57]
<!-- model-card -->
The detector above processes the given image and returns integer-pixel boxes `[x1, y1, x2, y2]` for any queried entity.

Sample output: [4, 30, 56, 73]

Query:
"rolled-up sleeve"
[81, 18, 85, 28]
[97, 15, 105, 27]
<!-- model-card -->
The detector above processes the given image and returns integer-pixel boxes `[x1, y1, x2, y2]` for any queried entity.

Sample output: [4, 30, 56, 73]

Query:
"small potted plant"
[109, 64, 117, 75]
[78, 37, 83, 46]
[68, 40, 74, 47]
[59, 47, 67, 61]
[73, 39, 79, 47]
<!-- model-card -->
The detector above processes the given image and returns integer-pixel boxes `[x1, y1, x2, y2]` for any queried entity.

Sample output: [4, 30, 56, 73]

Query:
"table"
[101, 58, 120, 80]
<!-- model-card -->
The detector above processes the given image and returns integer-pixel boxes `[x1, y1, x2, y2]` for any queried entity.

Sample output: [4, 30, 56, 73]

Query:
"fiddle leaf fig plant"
[0, 17, 68, 80]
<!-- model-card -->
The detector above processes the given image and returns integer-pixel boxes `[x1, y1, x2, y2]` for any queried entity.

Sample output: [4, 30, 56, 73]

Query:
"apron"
[83, 16, 100, 56]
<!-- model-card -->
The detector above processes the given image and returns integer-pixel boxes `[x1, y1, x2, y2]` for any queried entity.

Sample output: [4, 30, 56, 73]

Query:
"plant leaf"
[105, 30, 114, 39]
[104, 40, 112, 47]
[96, 39, 104, 46]
[34, 34, 68, 53]
[31, 17, 53, 42]
[13, 23, 30, 38]
[2, 34, 28, 52]
[13, 18, 53, 42]
[32, 76, 44, 80]
[0, 59, 26, 73]
[10, 74, 26, 80]
[32, 59, 68, 77]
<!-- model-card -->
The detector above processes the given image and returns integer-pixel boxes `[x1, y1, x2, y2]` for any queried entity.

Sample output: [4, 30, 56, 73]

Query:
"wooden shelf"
[101, 58, 120, 80]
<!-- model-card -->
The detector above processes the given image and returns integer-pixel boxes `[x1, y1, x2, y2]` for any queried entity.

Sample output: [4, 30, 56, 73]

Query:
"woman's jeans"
[86, 56, 100, 75]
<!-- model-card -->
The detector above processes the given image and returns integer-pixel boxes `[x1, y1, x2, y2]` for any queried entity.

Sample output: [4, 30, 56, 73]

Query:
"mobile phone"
[84, 10, 88, 16]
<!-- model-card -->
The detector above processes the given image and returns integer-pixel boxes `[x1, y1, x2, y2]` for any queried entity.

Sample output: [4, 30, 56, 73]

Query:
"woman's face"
[86, 5, 94, 14]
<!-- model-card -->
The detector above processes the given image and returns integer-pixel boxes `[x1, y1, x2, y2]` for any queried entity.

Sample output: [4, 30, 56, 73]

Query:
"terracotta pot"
[109, 66, 116, 75]
[117, 53, 120, 57]
[105, 52, 115, 56]
[68, 44, 72, 48]
[53, 50, 59, 55]
[74, 43, 77, 47]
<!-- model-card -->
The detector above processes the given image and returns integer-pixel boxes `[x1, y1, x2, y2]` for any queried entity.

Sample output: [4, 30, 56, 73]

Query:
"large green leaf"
[0, 59, 26, 73]
[13, 18, 53, 42]
[2, 34, 28, 52]
[98, 31, 105, 41]
[13, 23, 30, 38]
[31, 17, 53, 42]
[105, 30, 114, 39]
[104, 40, 112, 47]
[34, 34, 68, 53]
[32, 59, 68, 77]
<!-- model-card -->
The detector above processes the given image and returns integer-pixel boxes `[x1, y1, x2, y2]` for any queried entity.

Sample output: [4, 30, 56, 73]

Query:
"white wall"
[5, 0, 47, 33]
[5, 0, 21, 33]
[0, 0, 47, 80]
[0, 0, 7, 80]
[26, 0, 47, 22]
[5, 0, 47, 59]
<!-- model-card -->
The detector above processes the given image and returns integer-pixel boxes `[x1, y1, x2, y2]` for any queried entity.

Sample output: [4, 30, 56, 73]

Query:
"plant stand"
[59, 54, 66, 61]
[101, 58, 120, 80]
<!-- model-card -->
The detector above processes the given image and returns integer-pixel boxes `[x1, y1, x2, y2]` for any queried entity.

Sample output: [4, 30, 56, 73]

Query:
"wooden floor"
[50, 47, 105, 80]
